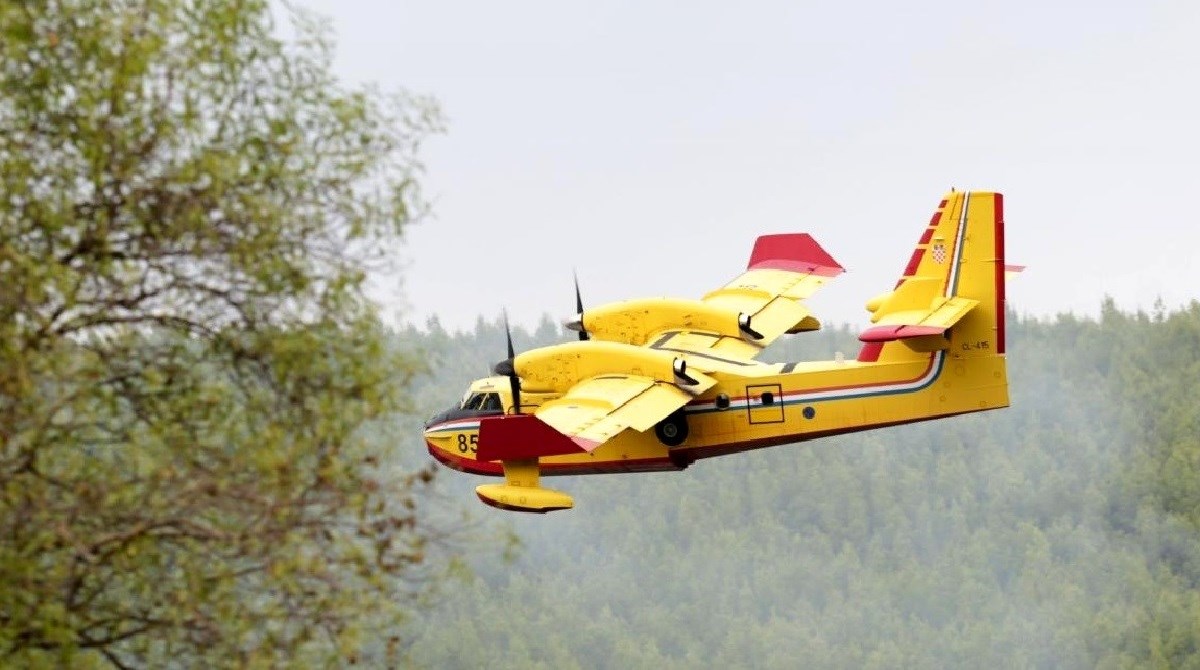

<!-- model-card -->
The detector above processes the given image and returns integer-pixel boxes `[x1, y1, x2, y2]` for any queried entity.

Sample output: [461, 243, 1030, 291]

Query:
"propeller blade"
[499, 312, 521, 414]
[505, 313, 516, 360]
[574, 271, 589, 341]
[508, 372, 521, 415]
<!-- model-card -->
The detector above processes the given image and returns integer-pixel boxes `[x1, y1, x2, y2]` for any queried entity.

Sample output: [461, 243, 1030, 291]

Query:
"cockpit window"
[480, 393, 502, 411]
[460, 392, 503, 412]
[461, 393, 485, 410]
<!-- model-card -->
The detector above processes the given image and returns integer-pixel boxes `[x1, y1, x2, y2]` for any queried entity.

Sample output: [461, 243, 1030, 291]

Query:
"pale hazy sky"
[301, 0, 1199, 333]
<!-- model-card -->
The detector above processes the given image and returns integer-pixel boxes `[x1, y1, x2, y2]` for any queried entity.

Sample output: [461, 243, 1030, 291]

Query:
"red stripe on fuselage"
[685, 351, 938, 404]
[429, 443, 504, 475]
[675, 407, 1000, 462]
[994, 193, 1006, 354]
[428, 441, 679, 477]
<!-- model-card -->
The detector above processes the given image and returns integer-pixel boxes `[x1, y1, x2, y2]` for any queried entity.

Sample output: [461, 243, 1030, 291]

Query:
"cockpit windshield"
[461, 392, 503, 412]
[462, 393, 484, 410]
[480, 393, 502, 411]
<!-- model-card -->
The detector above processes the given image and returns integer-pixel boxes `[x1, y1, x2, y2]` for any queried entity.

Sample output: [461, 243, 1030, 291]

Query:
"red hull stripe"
[429, 444, 504, 475]
[430, 443, 679, 478]
[675, 407, 994, 462]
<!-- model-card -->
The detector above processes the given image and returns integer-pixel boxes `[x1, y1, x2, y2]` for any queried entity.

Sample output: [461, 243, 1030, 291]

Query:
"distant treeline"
[391, 301, 1200, 669]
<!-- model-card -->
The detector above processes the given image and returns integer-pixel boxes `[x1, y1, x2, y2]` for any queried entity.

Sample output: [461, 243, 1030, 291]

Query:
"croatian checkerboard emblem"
[931, 241, 947, 264]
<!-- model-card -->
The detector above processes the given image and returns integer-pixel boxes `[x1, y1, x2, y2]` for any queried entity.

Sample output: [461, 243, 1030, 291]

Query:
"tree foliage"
[1, 1, 447, 666]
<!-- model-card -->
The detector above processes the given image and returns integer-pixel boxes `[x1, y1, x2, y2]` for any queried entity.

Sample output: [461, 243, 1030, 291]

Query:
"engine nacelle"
[574, 298, 759, 346]
[514, 340, 712, 395]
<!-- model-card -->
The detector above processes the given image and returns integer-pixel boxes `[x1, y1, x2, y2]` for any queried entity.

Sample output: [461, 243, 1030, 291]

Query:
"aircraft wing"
[534, 371, 716, 450]
[655, 233, 844, 362]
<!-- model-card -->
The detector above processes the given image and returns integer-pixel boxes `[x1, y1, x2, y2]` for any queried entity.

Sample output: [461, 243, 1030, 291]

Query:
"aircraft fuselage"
[424, 346, 1008, 477]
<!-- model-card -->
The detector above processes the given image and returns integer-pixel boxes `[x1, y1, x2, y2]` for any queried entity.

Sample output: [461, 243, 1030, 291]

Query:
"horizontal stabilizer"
[859, 294, 978, 343]
[747, 233, 844, 276]
[476, 414, 592, 462]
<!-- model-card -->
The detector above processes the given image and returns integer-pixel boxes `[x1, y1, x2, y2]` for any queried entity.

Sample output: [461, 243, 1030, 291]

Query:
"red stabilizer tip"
[858, 325, 946, 343]
[748, 233, 844, 276]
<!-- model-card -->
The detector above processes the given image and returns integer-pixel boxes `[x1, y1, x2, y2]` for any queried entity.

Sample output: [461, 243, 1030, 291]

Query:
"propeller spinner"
[563, 272, 590, 341]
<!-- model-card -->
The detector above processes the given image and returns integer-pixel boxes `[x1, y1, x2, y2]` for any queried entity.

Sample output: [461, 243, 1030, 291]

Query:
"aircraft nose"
[423, 406, 461, 458]
[424, 406, 454, 429]
[422, 421, 448, 460]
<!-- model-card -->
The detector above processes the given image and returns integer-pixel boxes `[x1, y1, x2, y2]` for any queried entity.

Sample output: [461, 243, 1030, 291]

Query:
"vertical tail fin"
[858, 191, 1006, 363]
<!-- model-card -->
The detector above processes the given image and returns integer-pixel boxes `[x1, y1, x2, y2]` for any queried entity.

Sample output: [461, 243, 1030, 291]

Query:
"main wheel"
[654, 411, 689, 447]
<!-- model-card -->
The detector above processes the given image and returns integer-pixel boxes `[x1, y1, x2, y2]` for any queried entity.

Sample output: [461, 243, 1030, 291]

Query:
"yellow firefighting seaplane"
[424, 190, 1013, 512]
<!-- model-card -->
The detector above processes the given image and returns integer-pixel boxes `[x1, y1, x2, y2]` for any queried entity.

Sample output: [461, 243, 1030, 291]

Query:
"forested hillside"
[393, 303, 1200, 669]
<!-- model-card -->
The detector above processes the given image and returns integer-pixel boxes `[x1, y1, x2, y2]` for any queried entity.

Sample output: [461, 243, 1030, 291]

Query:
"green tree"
[1, 0, 447, 666]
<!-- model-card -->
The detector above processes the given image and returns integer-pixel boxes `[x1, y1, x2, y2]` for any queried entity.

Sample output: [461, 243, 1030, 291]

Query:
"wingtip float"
[424, 191, 1014, 513]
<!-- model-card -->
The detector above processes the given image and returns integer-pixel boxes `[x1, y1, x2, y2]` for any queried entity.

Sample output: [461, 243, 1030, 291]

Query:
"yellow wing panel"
[534, 372, 714, 447]
[706, 267, 834, 307]
[649, 267, 833, 365]
[702, 270, 824, 341]
[644, 330, 767, 372]
[693, 233, 845, 357]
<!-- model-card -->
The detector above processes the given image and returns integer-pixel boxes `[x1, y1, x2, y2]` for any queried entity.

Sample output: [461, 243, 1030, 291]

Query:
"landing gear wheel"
[654, 411, 689, 447]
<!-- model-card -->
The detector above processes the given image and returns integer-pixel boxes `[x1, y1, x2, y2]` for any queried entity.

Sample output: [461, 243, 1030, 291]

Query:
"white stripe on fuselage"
[945, 192, 970, 297]
[426, 420, 481, 433]
[685, 351, 945, 414]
